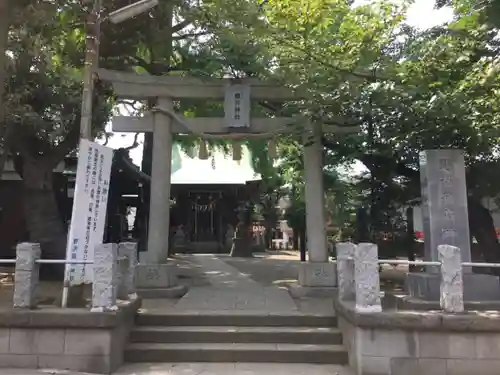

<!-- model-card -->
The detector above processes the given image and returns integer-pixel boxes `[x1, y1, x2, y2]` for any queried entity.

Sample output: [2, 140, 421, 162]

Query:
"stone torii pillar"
[292, 123, 337, 297]
[146, 97, 173, 264]
[303, 123, 328, 263]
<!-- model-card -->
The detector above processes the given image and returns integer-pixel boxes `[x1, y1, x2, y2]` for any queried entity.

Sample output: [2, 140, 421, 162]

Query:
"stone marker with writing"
[118, 242, 138, 296]
[407, 149, 500, 301]
[13, 243, 41, 308]
[438, 244, 464, 313]
[92, 243, 118, 311]
[354, 243, 382, 312]
[420, 149, 471, 270]
[337, 242, 356, 301]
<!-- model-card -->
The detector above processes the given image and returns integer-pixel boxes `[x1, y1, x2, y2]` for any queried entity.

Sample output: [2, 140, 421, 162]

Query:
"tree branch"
[172, 20, 191, 33]
[173, 31, 210, 40]
[124, 133, 140, 150]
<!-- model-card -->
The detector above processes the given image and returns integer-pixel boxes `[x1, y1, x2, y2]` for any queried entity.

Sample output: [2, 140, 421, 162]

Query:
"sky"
[100, 0, 454, 169]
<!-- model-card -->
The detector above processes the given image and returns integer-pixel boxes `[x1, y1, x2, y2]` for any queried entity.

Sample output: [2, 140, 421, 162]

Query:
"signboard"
[64, 139, 113, 285]
[224, 83, 250, 128]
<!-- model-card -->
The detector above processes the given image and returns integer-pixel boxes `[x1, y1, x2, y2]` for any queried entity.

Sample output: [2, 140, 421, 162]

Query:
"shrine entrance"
[98, 67, 357, 269]
[189, 190, 221, 242]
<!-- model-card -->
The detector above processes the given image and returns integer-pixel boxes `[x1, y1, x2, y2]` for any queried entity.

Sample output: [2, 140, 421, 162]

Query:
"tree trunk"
[264, 220, 273, 249]
[292, 229, 299, 251]
[230, 206, 253, 257]
[355, 207, 370, 243]
[406, 206, 417, 272]
[0, 0, 9, 120]
[467, 197, 500, 276]
[0, 0, 11, 179]
[22, 157, 66, 280]
[299, 228, 306, 262]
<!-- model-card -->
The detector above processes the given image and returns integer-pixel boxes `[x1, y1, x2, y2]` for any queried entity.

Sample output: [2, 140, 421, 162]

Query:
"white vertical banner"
[64, 139, 113, 285]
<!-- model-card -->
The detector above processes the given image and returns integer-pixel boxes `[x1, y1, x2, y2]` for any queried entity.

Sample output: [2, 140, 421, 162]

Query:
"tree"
[322, 7, 500, 264]
[5, 1, 112, 276]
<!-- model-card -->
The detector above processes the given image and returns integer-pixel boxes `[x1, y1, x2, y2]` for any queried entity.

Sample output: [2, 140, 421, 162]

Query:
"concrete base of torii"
[136, 263, 188, 299]
[289, 262, 338, 298]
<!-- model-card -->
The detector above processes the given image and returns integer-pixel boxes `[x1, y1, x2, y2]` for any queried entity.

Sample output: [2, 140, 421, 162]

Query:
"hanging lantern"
[198, 140, 209, 160]
[268, 139, 277, 158]
[232, 141, 242, 161]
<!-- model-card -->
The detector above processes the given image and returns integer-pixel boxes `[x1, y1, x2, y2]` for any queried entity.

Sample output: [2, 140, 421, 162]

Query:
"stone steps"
[130, 325, 343, 345]
[135, 312, 338, 327]
[126, 312, 348, 365]
[126, 342, 349, 364]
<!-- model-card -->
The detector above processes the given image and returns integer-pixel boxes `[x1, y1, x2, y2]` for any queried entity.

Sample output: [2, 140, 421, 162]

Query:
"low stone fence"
[0, 241, 141, 374]
[336, 242, 475, 313]
[335, 242, 500, 375]
[8, 241, 138, 310]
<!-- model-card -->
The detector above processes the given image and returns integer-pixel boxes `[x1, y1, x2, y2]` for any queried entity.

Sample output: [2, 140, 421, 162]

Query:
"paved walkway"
[141, 254, 336, 315]
[173, 255, 299, 313]
[0, 363, 354, 375]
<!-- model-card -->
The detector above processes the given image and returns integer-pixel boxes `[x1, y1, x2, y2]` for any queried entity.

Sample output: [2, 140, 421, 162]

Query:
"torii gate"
[97, 68, 356, 293]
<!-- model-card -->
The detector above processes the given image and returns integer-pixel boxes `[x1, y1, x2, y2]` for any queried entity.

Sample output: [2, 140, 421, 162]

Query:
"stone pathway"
[0, 363, 354, 375]
[115, 363, 354, 375]
[122, 255, 342, 374]
[172, 255, 298, 313]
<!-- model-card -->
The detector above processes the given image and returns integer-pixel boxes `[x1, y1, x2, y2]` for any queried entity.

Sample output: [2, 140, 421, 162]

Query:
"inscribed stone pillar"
[438, 244, 464, 313]
[419, 149, 471, 271]
[407, 149, 500, 301]
[13, 243, 41, 308]
[118, 242, 137, 296]
[146, 97, 173, 264]
[303, 123, 328, 262]
[92, 243, 118, 311]
[337, 242, 356, 301]
[354, 243, 381, 312]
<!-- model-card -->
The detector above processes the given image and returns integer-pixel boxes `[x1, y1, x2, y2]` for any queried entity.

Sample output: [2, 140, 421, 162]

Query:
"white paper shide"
[65, 139, 113, 285]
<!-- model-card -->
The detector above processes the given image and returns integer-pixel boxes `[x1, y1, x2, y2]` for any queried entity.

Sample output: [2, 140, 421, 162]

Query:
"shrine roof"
[170, 143, 261, 185]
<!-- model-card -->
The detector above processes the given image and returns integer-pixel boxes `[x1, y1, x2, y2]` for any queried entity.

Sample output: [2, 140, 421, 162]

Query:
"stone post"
[303, 123, 328, 263]
[118, 242, 138, 296]
[438, 244, 464, 313]
[92, 243, 118, 312]
[13, 243, 41, 308]
[116, 256, 129, 300]
[354, 243, 382, 312]
[337, 242, 356, 301]
[145, 96, 173, 264]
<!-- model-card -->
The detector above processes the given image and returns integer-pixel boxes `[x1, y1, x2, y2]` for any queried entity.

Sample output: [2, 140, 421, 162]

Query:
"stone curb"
[334, 297, 500, 332]
[0, 297, 141, 328]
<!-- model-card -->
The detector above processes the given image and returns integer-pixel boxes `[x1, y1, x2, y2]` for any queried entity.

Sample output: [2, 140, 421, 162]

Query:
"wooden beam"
[97, 68, 301, 100]
[112, 115, 359, 135]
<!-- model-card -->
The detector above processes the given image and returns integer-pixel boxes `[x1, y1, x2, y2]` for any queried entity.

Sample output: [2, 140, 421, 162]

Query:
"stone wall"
[335, 299, 500, 375]
[0, 297, 140, 374]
